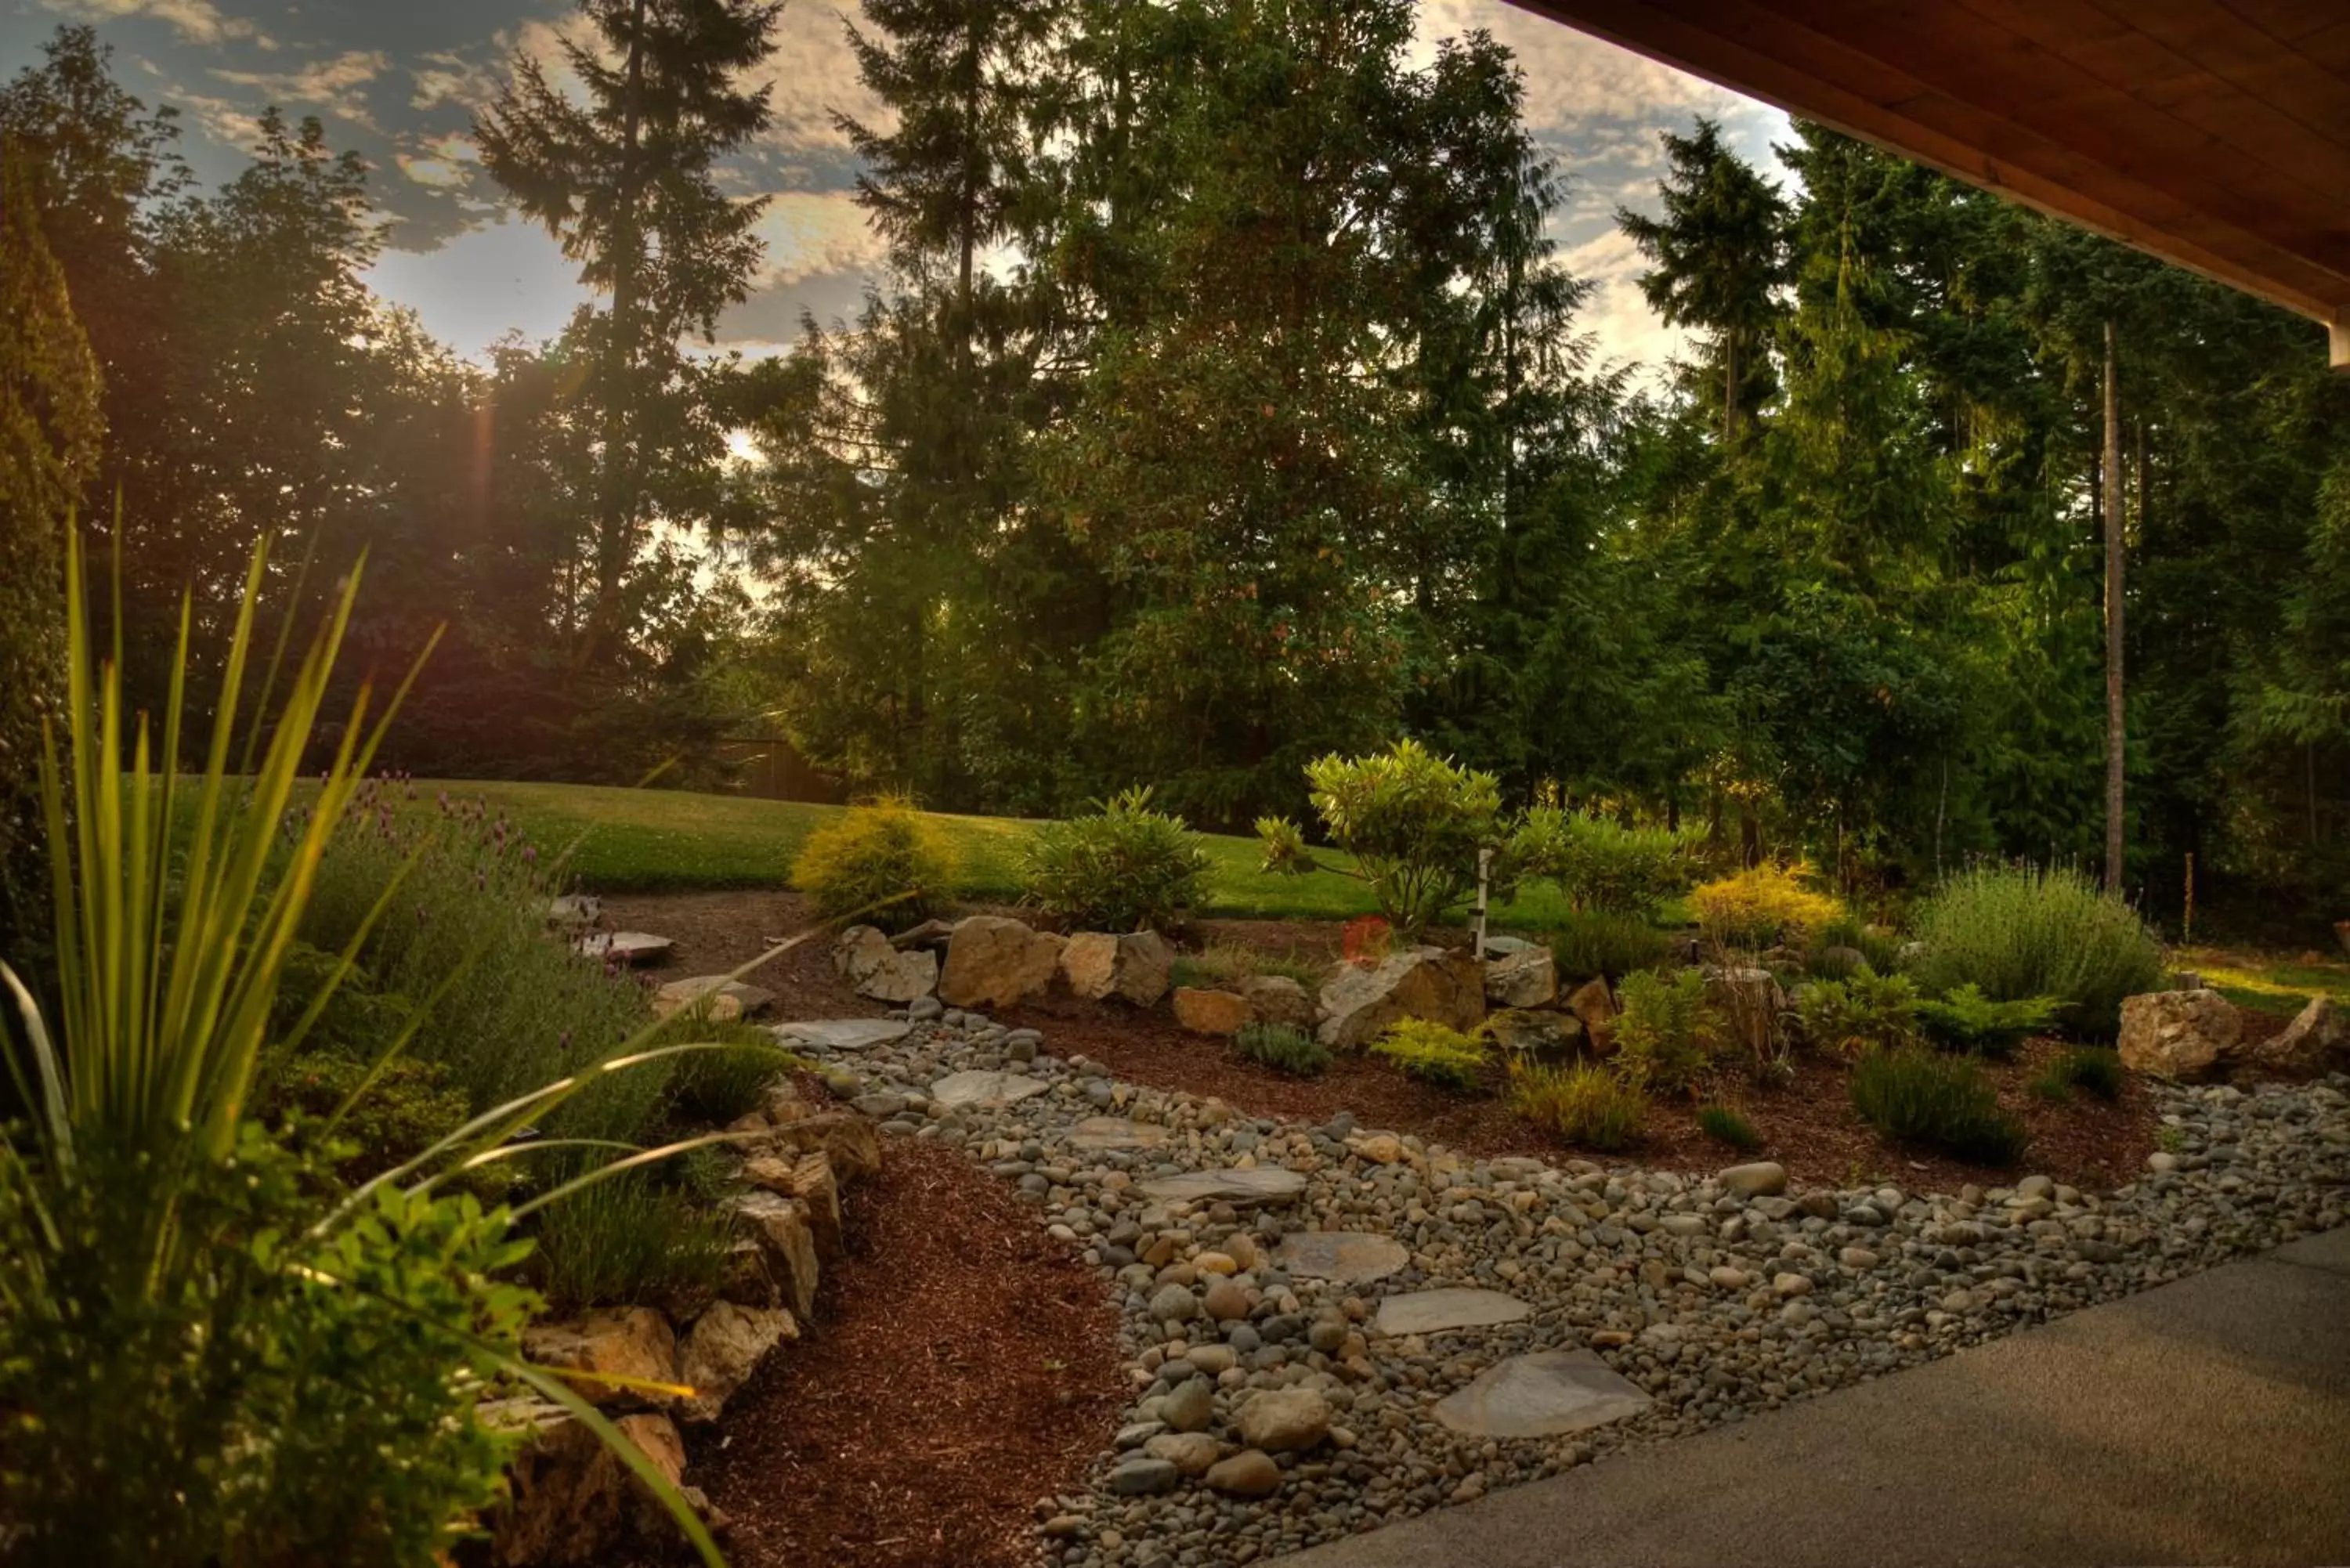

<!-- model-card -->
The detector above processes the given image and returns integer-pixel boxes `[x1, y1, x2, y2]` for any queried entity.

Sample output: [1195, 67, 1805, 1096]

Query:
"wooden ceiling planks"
[1506, 0, 2350, 364]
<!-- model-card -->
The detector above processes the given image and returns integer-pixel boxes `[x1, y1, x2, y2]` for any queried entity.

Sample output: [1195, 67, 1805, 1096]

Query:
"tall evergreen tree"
[476, 0, 781, 670]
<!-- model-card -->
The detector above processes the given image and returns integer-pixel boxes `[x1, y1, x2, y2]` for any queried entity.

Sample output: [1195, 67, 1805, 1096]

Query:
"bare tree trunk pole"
[2102, 320, 2126, 894]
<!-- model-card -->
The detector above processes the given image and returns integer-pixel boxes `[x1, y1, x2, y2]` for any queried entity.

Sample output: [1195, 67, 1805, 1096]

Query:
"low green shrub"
[1019, 786, 1209, 931]
[1795, 968, 1921, 1057]
[656, 1013, 798, 1125]
[1905, 863, 2164, 1036]
[1849, 1049, 2027, 1165]
[264, 1050, 478, 1185]
[1915, 984, 2063, 1058]
[1171, 942, 1325, 991]
[1546, 909, 1672, 982]
[1259, 740, 1505, 931]
[533, 1170, 737, 1316]
[1512, 807, 1699, 917]
[2033, 1046, 2125, 1104]
[1233, 1021, 1329, 1077]
[1507, 1063, 1647, 1150]
[790, 793, 956, 933]
[1697, 1104, 1762, 1152]
[1370, 1018, 1490, 1091]
[1612, 968, 1725, 1094]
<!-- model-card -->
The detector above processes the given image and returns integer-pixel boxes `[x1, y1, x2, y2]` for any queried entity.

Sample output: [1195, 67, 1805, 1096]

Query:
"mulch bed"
[674, 1136, 1125, 1568]
[601, 890, 2165, 1193]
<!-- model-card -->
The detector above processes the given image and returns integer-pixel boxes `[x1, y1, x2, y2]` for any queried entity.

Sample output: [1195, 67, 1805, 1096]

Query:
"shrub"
[1795, 968, 1922, 1057]
[1018, 786, 1209, 931]
[655, 1011, 797, 1125]
[1508, 1062, 1647, 1150]
[533, 1170, 737, 1315]
[1612, 968, 1725, 1094]
[1690, 863, 1844, 948]
[1915, 984, 2063, 1058]
[1233, 1021, 1329, 1077]
[1513, 807, 1699, 916]
[790, 793, 956, 934]
[2034, 1046, 2125, 1104]
[1697, 1104, 1762, 1152]
[265, 1050, 478, 1185]
[1370, 1018, 1491, 1090]
[1546, 909, 1673, 981]
[1849, 1049, 2028, 1165]
[1904, 863, 2164, 1036]
[1259, 740, 1505, 931]
[1171, 942, 1325, 991]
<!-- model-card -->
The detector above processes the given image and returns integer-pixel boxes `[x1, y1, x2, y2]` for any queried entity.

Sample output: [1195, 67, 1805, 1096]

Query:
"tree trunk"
[581, 0, 649, 674]
[2102, 320, 2126, 894]
[1722, 330, 1737, 446]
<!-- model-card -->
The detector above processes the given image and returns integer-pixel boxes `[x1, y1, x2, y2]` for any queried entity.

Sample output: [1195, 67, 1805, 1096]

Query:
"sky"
[0, 0, 1788, 374]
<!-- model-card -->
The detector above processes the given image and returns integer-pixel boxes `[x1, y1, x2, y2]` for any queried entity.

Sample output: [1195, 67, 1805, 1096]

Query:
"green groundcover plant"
[0, 539, 725, 1564]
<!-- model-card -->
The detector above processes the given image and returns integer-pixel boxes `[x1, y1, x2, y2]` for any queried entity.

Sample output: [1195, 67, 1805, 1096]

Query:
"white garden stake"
[1474, 847, 1492, 957]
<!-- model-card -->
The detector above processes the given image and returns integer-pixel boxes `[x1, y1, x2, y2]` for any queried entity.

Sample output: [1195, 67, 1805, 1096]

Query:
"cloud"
[396, 132, 478, 189]
[743, 2, 885, 155]
[363, 212, 590, 359]
[42, 0, 250, 45]
[749, 190, 888, 289]
[1563, 226, 1688, 381]
[211, 47, 389, 129]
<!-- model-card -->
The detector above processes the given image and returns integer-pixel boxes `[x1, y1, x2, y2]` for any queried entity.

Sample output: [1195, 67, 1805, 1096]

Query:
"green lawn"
[2175, 945, 2350, 1017]
[425, 779, 1584, 926]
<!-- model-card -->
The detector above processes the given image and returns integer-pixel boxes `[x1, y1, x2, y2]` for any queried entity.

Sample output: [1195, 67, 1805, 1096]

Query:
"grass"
[406, 779, 1593, 923]
[2175, 945, 2350, 1018]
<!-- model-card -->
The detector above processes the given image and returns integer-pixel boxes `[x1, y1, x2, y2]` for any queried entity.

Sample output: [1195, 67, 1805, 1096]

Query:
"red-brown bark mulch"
[679, 1137, 1125, 1568]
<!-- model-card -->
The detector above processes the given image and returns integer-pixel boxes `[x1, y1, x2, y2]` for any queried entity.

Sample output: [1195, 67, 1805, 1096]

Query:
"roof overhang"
[1508, 0, 2350, 367]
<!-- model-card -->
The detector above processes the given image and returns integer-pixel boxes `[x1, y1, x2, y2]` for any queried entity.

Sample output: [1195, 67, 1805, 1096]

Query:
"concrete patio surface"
[1272, 1227, 2350, 1568]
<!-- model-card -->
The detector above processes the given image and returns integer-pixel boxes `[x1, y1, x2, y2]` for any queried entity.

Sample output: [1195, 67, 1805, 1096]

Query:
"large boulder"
[833, 924, 940, 1003]
[1485, 1007, 1582, 1064]
[1484, 948, 1557, 1010]
[488, 1404, 692, 1566]
[938, 916, 1065, 1010]
[2118, 988, 2242, 1081]
[1237, 974, 1315, 1030]
[677, 1300, 797, 1423]
[1059, 930, 1174, 1006]
[2247, 995, 2348, 1077]
[519, 1308, 681, 1411]
[1316, 946, 1485, 1050]
[1173, 987, 1253, 1036]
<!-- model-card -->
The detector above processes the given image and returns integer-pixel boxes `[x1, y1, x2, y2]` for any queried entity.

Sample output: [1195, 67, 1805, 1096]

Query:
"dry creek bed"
[774, 1001, 2350, 1568]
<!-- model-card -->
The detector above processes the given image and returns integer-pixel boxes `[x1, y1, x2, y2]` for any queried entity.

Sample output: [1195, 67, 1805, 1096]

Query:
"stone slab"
[929, 1069, 1050, 1110]
[574, 930, 672, 964]
[1430, 1350, 1652, 1440]
[1277, 1231, 1411, 1285]
[774, 1018, 916, 1052]
[1137, 1169, 1308, 1206]
[1069, 1116, 1170, 1152]
[1373, 1287, 1531, 1336]
[653, 975, 776, 1017]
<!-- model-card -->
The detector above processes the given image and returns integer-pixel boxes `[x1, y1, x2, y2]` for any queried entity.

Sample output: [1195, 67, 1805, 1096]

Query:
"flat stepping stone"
[1374, 1287, 1531, 1336]
[652, 975, 776, 1017]
[574, 931, 671, 964]
[1068, 1116, 1169, 1152]
[775, 1018, 915, 1052]
[929, 1069, 1050, 1109]
[1277, 1231, 1410, 1285]
[1136, 1169, 1307, 1206]
[1431, 1349, 1652, 1439]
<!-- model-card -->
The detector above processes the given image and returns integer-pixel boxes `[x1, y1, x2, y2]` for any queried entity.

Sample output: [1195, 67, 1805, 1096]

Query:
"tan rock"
[1238, 1387, 1331, 1453]
[519, 1308, 682, 1410]
[649, 975, 776, 1021]
[1485, 1007, 1582, 1063]
[1564, 977, 1618, 1054]
[1145, 1432, 1224, 1477]
[1173, 987, 1253, 1035]
[1315, 947, 1486, 1050]
[1237, 974, 1315, 1030]
[742, 1151, 844, 1259]
[678, 1300, 797, 1423]
[1347, 1133, 1406, 1165]
[727, 1190, 820, 1317]
[2119, 989, 2242, 1081]
[1059, 930, 1176, 1006]
[490, 1406, 692, 1566]
[1205, 1448, 1284, 1497]
[833, 924, 940, 1003]
[1484, 948, 1558, 1009]
[768, 1111, 881, 1184]
[938, 916, 1065, 1009]
[2247, 995, 2348, 1077]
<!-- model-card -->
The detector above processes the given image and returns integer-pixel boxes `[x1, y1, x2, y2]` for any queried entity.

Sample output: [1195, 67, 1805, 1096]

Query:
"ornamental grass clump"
[1232, 1021, 1329, 1078]
[1546, 909, 1672, 982]
[1508, 1062, 1647, 1151]
[1905, 863, 2163, 1036]
[790, 793, 956, 933]
[2031, 1046, 2126, 1104]
[1019, 786, 1209, 931]
[1849, 1048, 2027, 1165]
[1370, 1018, 1490, 1090]
[1696, 1104, 1762, 1152]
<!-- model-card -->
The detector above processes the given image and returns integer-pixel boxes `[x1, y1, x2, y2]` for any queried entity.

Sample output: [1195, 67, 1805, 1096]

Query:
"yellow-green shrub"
[790, 795, 956, 932]
[1690, 862, 1843, 948]
[1612, 968, 1725, 1093]
[1370, 1018, 1490, 1090]
[1507, 1062, 1647, 1150]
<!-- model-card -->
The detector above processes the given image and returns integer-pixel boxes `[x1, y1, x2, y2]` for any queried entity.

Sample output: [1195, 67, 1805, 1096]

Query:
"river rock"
[1205, 1448, 1284, 1497]
[1238, 1387, 1331, 1453]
